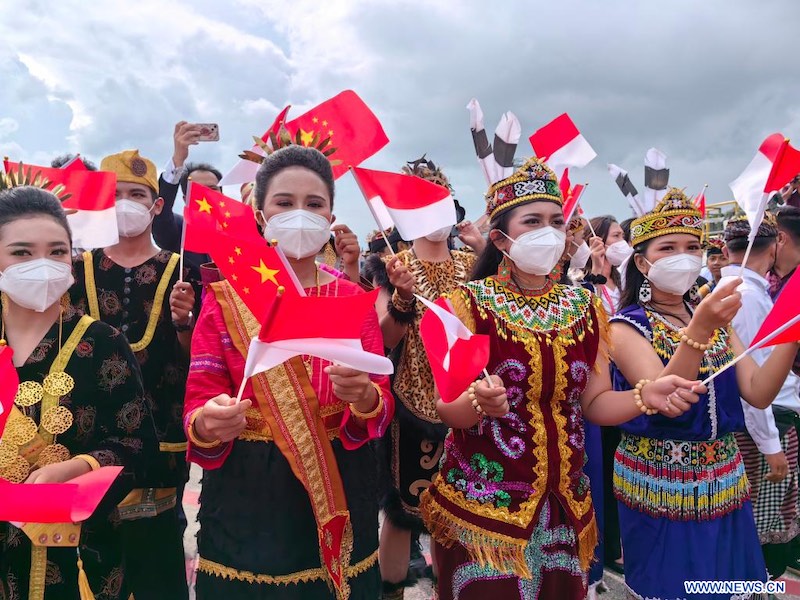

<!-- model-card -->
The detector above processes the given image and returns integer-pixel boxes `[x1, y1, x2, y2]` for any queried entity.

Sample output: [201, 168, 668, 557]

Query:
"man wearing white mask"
[70, 149, 195, 600]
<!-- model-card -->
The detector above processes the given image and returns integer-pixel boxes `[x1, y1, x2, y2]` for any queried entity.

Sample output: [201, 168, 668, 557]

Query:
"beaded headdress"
[485, 157, 563, 220]
[723, 212, 778, 242]
[630, 188, 703, 247]
[704, 237, 725, 255]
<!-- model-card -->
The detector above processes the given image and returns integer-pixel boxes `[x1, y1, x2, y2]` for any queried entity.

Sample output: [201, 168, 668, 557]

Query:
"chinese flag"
[183, 183, 258, 253]
[285, 90, 388, 179]
[206, 230, 303, 321]
[0, 346, 18, 438]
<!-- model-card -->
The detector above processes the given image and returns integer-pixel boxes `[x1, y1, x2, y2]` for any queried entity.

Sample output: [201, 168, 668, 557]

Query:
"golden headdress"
[239, 124, 341, 168]
[1, 162, 75, 213]
[630, 188, 703, 246]
[485, 157, 563, 220]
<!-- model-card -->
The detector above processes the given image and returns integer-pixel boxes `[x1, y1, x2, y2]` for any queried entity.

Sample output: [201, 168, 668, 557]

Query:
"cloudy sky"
[2, 0, 799, 238]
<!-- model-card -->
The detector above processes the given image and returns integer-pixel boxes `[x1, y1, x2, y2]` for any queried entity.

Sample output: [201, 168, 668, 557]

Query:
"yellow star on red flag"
[195, 197, 213, 213]
[252, 260, 280, 285]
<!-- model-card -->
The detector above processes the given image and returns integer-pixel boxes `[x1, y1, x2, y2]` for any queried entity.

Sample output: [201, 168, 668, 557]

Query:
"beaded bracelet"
[188, 409, 222, 449]
[677, 329, 711, 352]
[350, 383, 385, 419]
[468, 380, 484, 415]
[633, 379, 658, 416]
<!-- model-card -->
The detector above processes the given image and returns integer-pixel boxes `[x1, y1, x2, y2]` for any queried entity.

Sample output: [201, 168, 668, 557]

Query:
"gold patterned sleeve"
[447, 286, 476, 334]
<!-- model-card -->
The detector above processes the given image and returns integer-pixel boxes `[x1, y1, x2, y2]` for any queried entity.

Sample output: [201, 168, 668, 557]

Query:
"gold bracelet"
[188, 409, 222, 449]
[73, 454, 101, 471]
[390, 290, 416, 313]
[633, 379, 658, 416]
[350, 383, 384, 419]
[677, 329, 711, 352]
[468, 380, 484, 415]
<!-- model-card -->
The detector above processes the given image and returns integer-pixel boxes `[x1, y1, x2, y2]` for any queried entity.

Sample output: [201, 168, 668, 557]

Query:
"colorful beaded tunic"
[420, 277, 608, 579]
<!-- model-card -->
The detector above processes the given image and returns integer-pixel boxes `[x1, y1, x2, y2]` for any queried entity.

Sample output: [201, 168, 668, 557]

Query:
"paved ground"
[182, 465, 800, 599]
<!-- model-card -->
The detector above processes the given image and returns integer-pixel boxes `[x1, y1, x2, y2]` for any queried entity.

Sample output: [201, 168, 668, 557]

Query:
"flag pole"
[180, 179, 191, 283]
[738, 192, 770, 277]
[700, 311, 800, 386]
[349, 166, 397, 258]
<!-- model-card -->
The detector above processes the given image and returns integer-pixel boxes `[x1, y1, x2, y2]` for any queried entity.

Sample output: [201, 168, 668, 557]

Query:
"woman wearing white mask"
[419, 160, 705, 600]
[585, 215, 633, 316]
[0, 185, 157, 600]
[609, 189, 800, 599]
[184, 145, 394, 599]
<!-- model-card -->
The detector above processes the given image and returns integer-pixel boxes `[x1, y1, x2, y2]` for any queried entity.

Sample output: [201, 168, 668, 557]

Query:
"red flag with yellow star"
[206, 229, 303, 321]
[183, 182, 257, 253]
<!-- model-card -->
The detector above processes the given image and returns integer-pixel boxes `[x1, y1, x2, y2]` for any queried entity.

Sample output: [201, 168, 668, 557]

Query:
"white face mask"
[569, 241, 591, 270]
[502, 226, 566, 276]
[424, 226, 452, 243]
[645, 254, 703, 296]
[605, 240, 634, 267]
[116, 199, 155, 238]
[263, 209, 331, 259]
[0, 258, 75, 312]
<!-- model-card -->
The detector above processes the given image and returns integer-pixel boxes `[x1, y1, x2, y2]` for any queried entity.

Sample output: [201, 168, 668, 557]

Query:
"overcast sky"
[2, 0, 799, 238]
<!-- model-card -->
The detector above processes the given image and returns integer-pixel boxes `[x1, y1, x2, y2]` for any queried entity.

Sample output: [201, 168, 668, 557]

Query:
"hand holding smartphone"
[195, 123, 219, 142]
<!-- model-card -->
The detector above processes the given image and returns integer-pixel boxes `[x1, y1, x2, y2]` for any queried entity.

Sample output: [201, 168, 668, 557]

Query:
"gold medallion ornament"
[40, 406, 74, 436]
[14, 381, 44, 408]
[42, 371, 75, 398]
[0, 440, 16, 468]
[6, 415, 38, 446]
[34, 444, 71, 467]
[0, 454, 31, 483]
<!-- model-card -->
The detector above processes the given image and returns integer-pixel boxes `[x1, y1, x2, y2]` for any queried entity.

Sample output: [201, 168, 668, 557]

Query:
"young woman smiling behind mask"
[0, 185, 156, 600]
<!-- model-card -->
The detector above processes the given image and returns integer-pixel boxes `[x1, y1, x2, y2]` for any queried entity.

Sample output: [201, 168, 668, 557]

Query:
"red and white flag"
[243, 289, 394, 378]
[693, 185, 708, 217]
[351, 167, 456, 241]
[730, 133, 789, 238]
[3, 160, 118, 249]
[0, 467, 122, 523]
[529, 113, 597, 175]
[0, 346, 18, 438]
[219, 106, 291, 186]
[752, 268, 800, 348]
[564, 183, 586, 222]
[417, 296, 490, 403]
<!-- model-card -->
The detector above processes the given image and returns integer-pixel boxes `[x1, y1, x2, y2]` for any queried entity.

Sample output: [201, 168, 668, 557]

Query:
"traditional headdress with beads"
[630, 188, 703, 247]
[485, 157, 563, 220]
[723, 212, 778, 242]
[704, 237, 725, 255]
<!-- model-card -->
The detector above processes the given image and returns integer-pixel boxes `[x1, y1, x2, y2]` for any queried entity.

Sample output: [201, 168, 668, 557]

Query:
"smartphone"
[195, 123, 219, 142]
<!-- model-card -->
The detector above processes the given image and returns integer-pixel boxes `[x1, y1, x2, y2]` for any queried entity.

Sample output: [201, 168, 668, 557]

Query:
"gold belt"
[117, 487, 177, 520]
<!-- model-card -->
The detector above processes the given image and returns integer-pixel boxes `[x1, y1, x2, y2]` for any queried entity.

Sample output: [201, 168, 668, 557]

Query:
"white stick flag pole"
[349, 167, 397, 258]
[179, 179, 192, 283]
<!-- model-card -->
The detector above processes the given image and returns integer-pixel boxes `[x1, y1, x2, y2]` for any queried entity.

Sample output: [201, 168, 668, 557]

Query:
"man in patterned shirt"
[70, 149, 197, 600]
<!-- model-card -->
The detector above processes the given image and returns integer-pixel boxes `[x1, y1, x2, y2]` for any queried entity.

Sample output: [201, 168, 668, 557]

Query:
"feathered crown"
[485, 157, 563, 219]
[1, 162, 76, 213]
[402, 155, 451, 190]
[630, 188, 703, 246]
[238, 123, 342, 167]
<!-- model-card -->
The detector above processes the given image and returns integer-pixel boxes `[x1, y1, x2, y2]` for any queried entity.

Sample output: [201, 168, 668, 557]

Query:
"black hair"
[588, 215, 621, 287]
[253, 146, 335, 211]
[725, 235, 776, 254]
[0, 186, 72, 245]
[776, 205, 800, 243]
[50, 154, 97, 171]
[179, 162, 224, 196]
[471, 210, 513, 280]
[620, 239, 698, 309]
[619, 217, 635, 244]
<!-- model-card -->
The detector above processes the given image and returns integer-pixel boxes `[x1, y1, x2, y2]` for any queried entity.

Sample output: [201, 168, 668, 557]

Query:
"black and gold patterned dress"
[0, 305, 158, 600]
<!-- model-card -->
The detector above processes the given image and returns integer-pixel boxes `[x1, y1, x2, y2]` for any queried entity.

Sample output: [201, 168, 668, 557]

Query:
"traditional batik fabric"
[610, 304, 768, 599]
[420, 278, 608, 599]
[381, 249, 476, 526]
[0, 307, 157, 600]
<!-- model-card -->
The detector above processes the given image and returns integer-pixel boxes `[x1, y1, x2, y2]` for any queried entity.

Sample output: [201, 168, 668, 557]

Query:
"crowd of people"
[2, 117, 800, 600]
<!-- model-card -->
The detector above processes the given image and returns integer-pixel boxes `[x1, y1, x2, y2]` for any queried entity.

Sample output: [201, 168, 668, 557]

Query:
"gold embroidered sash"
[82, 251, 180, 352]
[210, 281, 354, 599]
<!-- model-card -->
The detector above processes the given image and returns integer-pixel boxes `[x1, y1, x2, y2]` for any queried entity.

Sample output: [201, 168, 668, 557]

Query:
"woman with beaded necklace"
[0, 186, 157, 600]
[609, 189, 800, 599]
[419, 159, 705, 600]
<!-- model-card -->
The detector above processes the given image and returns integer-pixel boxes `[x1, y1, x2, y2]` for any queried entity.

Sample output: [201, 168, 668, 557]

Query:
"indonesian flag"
[417, 296, 490, 403]
[205, 229, 304, 322]
[608, 163, 645, 216]
[183, 182, 257, 253]
[693, 185, 708, 217]
[351, 166, 456, 241]
[730, 133, 788, 239]
[529, 113, 597, 175]
[243, 289, 394, 378]
[60, 155, 87, 172]
[643, 148, 670, 212]
[765, 138, 800, 198]
[752, 268, 800, 348]
[0, 346, 18, 438]
[3, 160, 118, 249]
[220, 90, 389, 185]
[0, 467, 122, 523]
